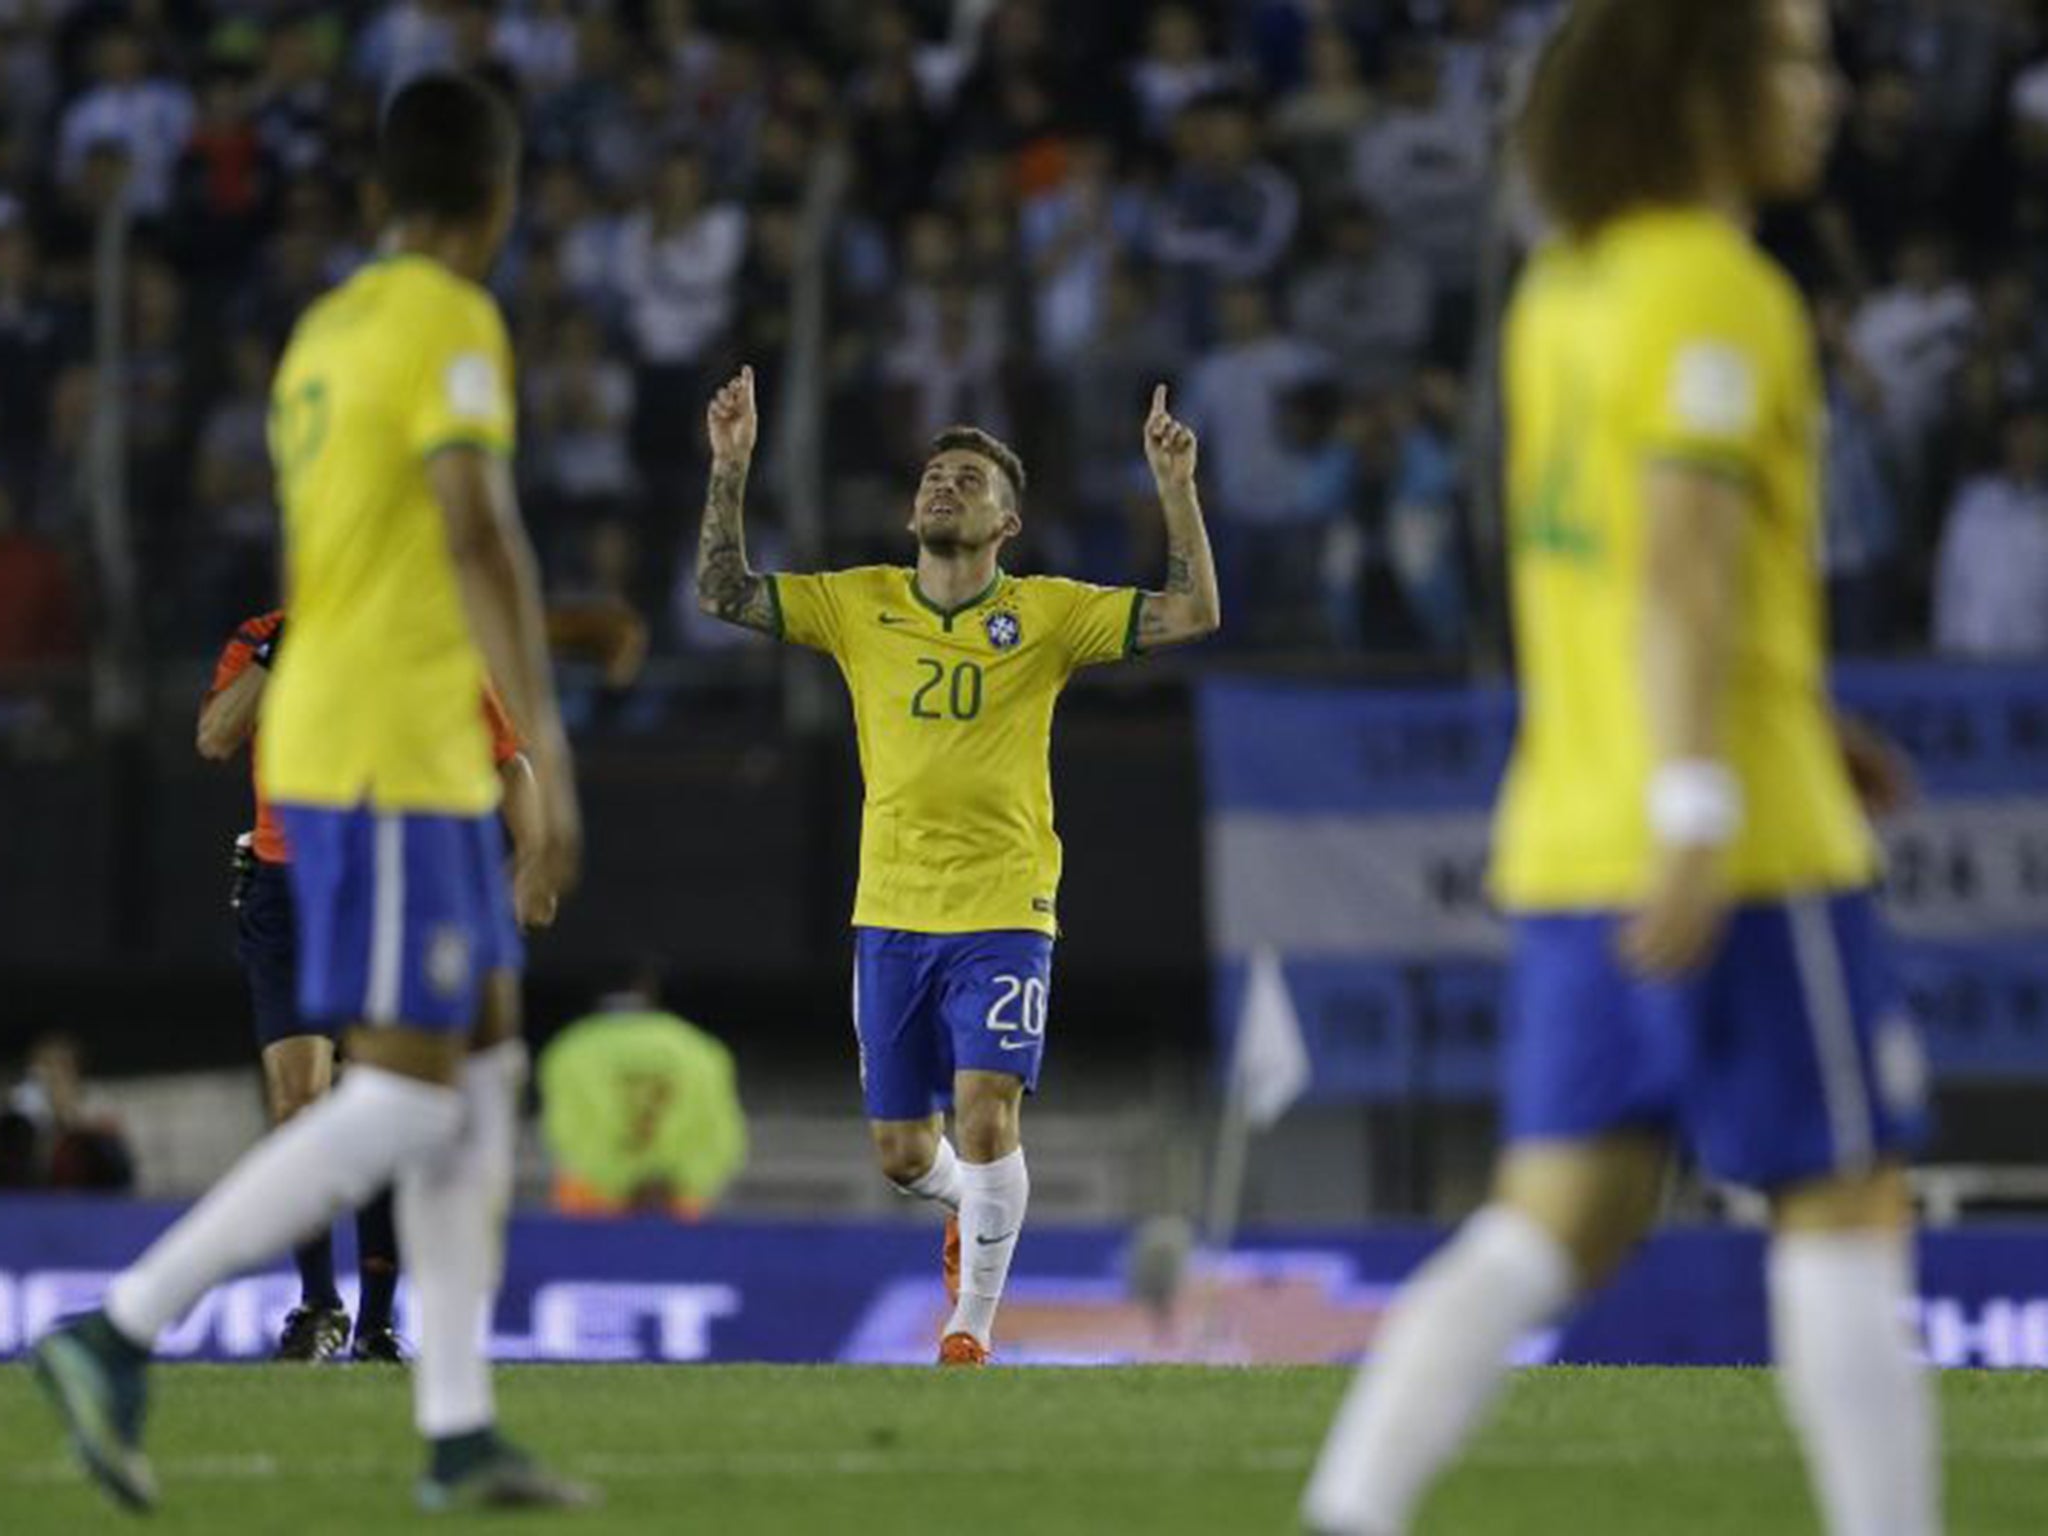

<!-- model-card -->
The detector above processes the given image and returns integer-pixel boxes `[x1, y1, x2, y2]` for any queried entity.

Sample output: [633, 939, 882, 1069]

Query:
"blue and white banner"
[1199, 664, 2048, 1100]
[5, 1198, 2048, 1368]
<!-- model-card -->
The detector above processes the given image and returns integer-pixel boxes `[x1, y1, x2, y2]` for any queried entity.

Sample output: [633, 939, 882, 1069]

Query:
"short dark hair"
[928, 426, 1026, 506]
[378, 71, 519, 223]
[1518, 0, 1774, 238]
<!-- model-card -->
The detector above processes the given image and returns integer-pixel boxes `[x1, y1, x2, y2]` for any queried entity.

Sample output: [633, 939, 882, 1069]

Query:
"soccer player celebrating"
[696, 367, 1219, 1365]
[198, 609, 557, 1362]
[33, 74, 589, 1511]
[1304, 4, 1936, 1534]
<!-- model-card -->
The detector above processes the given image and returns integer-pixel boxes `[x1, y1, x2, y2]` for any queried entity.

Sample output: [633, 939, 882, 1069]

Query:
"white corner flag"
[1232, 946, 1310, 1129]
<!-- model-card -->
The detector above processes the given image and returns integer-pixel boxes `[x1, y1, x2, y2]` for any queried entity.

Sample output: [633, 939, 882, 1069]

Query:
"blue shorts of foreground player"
[1506, 888, 1930, 1193]
[852, 928, 1055, 1122]
[276, 803, 522, 1035]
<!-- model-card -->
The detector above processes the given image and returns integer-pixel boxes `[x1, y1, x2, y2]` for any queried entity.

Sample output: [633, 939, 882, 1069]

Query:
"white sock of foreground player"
[945, 1148, 1028, 1345]
[399, 1041, 524, 1440]
[896, 1136, 964, 1212]
[105, 1068, 462, 1345]
[1302, 1206, 1574, 1536]
[1770, 1230, 1939, 1536]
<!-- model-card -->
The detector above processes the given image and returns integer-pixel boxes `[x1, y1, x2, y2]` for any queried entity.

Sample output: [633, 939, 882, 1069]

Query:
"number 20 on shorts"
[985, 975, 1047, 1050]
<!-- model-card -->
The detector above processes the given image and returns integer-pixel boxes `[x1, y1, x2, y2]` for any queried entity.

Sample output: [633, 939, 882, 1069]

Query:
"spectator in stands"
[172, 59, 279, 294]
[0, 482, 81, 677]
[615, 143, 747, 482]
[849, 42, 941, 227]
[0, 199, 64, 517]
[1934, 399, 2048, 658]
[589, 55, 690, 199]
[884, 277, 1010, 450]
[527, 304, 638, 549]
[1129, 5, 1234, 142]
[1816, 292, 1904, 653]
[1019, 135, 1147, 370]
[1350, 37, 1490, 355]
[1182, 281, 1332, 639]
[1153, 92, 1298, 344]
[1270, 22, 1375, 210]
[190, 332, 278, 633]
[352, 0, 460, 93]
[56, 21, 195, 218]
[1, 1033, 134, 1192]
[525, 158, 622, 315]
[1065, 263, 1184, 578]
[1382, 367, 1471, 657]
[1850, 230, 1979, 508]
[254, 10, 338, 178]
[1288, 198, 1433, 397]
[1817, 63, 1939, 292]
[124, 257, 194, 526]
[549, 517, 654, 692]
[493, 0, 581, 104]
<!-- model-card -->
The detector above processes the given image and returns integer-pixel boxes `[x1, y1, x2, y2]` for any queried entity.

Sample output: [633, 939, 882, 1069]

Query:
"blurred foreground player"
[696, 368, 1219, 1364]
[198, 609, 556, 1361]
[33, 73, 589, 1512]
[1306, 4, 1937, 1534]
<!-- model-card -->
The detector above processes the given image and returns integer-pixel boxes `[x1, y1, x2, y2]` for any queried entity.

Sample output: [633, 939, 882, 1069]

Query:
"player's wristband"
[1648, 760, 1743, 847]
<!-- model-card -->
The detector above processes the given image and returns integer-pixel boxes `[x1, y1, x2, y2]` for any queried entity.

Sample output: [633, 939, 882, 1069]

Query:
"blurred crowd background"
[2, 0, 2047, 706]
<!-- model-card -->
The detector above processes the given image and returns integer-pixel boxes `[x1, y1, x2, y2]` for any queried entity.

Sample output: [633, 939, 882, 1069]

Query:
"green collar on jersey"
[908, 568, 1005, 629]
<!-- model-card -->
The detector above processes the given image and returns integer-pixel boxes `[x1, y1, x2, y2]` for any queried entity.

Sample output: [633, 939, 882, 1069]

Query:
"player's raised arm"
[1134, 384, 1221, 652]
[432, 447, 582, 896]
[695, 365, 779, 635]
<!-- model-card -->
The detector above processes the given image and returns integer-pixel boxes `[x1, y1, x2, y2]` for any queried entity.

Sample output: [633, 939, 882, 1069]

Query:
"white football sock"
[399, 1041, 524, 1440]
[1303, 1206, 1575, 1536]
[105, 1068, 461, 1346]
[945, 1147, 1028, 1345]
[894, 1137, 963, 1213]
[1770, 1230, 1939, 1536]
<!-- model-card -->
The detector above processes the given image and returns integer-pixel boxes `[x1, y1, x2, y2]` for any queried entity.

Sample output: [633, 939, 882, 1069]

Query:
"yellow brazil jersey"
[772, 566, 1142, 937]
[1490, 207, 1876, 909]
[258, 254, 515, 816]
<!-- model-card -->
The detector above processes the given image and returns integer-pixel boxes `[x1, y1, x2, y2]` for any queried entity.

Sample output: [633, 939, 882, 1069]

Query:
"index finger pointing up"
[1150, 383, 1168, 419]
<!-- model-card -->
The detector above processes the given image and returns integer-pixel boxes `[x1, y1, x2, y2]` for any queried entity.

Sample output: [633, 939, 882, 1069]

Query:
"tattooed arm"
[695, 365, 779, 635]
[1135, 384, 1222, 652]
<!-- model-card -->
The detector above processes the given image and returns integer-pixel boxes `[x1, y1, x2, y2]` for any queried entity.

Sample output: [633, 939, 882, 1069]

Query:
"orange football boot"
[938, 1331, 988, 1367]
[942, 1216, 961, 1306]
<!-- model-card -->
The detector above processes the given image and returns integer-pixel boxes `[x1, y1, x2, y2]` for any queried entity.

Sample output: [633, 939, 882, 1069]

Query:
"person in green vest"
[539, 969, 746, 1219]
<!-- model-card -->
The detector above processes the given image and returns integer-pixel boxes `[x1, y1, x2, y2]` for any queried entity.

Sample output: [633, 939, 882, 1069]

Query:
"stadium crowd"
[1, 0, 2046, 679]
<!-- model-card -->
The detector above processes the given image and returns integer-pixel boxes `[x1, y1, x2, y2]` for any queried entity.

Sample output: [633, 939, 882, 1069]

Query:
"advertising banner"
[1199, 663, 2048, 1100]
[4, 1199, 2048, 1369]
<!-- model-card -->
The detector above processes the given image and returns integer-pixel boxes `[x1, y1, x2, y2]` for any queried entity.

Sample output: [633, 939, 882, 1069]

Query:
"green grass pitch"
[3, 1365, 2045, 1533]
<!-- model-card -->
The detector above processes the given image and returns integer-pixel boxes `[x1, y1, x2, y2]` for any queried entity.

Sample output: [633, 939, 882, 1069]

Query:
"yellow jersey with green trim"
[1490, 207, 1876, 909]
[773, 566, 1142, 936]
[258, 254, 516, 815]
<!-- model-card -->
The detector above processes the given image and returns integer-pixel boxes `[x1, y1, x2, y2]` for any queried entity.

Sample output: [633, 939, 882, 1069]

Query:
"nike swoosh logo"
[997, 1038, 1037, 1051]
[877, 613, 911, 626]
[975, 1231, 1017, 1246]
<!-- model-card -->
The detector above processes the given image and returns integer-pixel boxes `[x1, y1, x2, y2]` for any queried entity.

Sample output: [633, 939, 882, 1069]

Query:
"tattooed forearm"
[696, 457, 777, 633]
[1133, 496, 1221, 652]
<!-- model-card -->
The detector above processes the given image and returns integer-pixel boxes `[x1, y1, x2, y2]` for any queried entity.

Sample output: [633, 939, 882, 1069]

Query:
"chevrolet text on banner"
[1198, 663, 2048, 1101]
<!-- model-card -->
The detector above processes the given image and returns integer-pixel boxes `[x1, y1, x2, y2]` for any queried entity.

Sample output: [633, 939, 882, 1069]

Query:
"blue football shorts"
[276, 803, 522, 1034]
[851, 927, 1055, 1122]
[1504, 889, 1929, 1191]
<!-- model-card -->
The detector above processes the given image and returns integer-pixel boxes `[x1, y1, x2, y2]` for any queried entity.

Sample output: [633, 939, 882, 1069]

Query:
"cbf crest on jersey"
[985, 610, 1022, 651]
